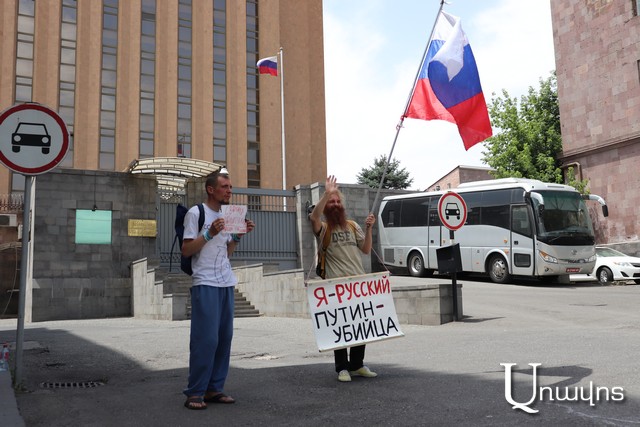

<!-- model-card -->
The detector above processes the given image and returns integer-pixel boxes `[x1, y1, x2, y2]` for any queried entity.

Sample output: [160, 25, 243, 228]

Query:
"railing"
[0, 194, 24, 212]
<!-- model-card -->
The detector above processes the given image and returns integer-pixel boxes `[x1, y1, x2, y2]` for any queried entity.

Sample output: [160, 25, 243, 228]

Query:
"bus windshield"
[532, 190, 595, 245]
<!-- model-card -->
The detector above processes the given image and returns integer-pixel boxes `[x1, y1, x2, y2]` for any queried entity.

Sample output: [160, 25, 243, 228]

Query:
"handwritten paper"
[221, 205, 248, 233]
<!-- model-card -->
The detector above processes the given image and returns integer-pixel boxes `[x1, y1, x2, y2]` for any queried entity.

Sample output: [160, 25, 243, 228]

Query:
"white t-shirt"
[183, 203, 236, 287]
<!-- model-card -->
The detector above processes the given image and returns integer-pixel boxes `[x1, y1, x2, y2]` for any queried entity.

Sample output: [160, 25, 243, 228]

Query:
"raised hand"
[325, 175, 338, 193]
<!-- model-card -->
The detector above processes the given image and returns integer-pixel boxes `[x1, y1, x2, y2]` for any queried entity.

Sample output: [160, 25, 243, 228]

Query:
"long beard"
[325, 205, 347, 229]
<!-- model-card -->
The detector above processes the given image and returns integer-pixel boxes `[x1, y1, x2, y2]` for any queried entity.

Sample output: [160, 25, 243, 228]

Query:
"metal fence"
[158, 187, 298, 272]
[0, 194, 24, 212]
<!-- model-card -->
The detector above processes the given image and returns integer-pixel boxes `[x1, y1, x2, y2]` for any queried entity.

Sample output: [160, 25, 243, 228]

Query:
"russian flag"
[405, 11, 492, 150]
[257, 56, 278, 76]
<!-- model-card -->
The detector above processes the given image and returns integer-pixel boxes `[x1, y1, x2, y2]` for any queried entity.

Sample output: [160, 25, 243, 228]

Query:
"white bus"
[377, 178, 608, 283]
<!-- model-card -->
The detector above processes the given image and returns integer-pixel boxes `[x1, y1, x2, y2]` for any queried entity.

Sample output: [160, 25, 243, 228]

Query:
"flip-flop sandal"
[184, 396, 207, 410]
[204, 393, 235, 404]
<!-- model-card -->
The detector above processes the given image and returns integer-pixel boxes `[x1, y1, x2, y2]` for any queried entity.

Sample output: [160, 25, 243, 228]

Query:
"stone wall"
[28, 169, 157, 321]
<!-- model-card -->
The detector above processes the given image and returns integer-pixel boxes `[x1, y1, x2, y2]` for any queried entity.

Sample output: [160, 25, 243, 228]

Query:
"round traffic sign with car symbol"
[0, 103, 69, 175]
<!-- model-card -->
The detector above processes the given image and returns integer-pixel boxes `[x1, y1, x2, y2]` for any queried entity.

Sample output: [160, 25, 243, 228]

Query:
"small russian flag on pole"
[257, 56, 278, 76]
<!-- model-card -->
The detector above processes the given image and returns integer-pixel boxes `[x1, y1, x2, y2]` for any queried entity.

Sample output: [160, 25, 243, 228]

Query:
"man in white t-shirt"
[181, 169, 255, 410]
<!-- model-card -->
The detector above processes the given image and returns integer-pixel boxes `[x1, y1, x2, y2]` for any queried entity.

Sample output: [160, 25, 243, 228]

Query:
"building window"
[177, 0, 192, 158]
[634, 0, 640, 16]
[15, 0, 35, 103]
[246, 0, 260, 187]
[59, 0, 77, 168]
[11, 0, 36, 193]
[99, 0, 118, 170]
[213, 0, 227, 163]
[139, 0, 156, 158]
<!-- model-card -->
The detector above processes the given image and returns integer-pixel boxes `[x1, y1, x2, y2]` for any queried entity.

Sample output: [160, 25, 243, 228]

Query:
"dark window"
[511, 205, 532, 237]
[514, 253, 531, 268]
[381, 200, 401, 227]
[400, 197, 429, 227]
[461, 192, 481, 225]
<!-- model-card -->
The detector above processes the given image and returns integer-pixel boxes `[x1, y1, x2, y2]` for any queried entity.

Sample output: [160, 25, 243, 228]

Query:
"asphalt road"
[1, 275, 640, 426]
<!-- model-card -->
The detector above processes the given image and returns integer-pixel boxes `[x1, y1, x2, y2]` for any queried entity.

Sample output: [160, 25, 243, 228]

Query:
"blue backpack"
[170, 203, 204, 275]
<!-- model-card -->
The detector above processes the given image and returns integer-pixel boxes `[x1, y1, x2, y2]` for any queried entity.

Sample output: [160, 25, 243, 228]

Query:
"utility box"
[436, 243, 462, 274]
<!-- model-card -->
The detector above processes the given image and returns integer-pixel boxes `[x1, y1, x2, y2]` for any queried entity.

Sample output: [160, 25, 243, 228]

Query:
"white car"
[590, 246, 640, 284]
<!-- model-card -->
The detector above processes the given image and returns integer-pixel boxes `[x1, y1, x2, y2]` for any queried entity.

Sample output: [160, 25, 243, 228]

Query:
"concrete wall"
[235, 264, 463, 326]
[131, 258, 187, 321]
[19, 171, 432, 322]
[29, 169, 157, 321]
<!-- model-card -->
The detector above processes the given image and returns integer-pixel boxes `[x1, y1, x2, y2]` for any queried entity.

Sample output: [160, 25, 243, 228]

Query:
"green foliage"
[483, 73, 564, 183]
[356, 155, 414, 190]
[565, 166, 590, 195]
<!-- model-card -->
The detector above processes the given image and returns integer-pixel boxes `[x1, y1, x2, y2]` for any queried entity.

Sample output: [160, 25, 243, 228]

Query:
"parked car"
[590, 246, 640, 284]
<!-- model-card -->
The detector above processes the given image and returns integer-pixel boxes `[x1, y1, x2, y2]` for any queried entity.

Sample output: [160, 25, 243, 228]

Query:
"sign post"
[0, 103, 69, 387]
[437, 192, 467, 321]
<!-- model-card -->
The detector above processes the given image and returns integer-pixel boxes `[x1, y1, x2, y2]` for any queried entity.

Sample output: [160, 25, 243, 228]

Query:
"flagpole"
[279, 47, 287, 209]
[370, 0, 446, 213]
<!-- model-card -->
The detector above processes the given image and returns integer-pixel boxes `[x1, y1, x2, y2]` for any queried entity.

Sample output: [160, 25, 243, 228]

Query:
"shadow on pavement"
[2, 324, 638, 427]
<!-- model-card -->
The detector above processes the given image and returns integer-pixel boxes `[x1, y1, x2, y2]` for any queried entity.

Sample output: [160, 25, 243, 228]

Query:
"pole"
[449, 229, 459, 321]
[15, 174, 34, 387]
[370, 1, 446, 213]
[279, 47, 287, 209]
[279, 47, 286, 191]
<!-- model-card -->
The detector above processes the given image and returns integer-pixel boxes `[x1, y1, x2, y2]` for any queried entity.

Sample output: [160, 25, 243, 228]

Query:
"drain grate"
[40, 381, 105, 389]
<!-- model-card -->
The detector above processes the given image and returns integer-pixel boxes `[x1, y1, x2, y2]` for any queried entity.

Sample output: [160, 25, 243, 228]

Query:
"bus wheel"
[597, 267, 613, 284]
[488, 255, 510, 284]
[408, 252, 425, 277]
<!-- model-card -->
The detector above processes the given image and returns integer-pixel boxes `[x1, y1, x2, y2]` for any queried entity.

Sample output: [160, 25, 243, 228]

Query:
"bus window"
[462, 192, 481, 225]
[511, 205, 532, 237]
[381, 200, 400, 227]
[400, 197, 429, 227]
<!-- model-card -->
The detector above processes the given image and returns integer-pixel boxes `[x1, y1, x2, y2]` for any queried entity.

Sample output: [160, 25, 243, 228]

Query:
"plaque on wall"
[128, 219, 157, 237]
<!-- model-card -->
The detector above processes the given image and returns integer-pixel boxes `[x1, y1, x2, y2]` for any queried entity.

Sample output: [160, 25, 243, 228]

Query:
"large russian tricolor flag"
[405, 11, 492, 150]
[257, 56, 278, 76]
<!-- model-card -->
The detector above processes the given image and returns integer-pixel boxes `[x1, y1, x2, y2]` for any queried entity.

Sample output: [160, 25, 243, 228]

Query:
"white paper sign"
[306, 272, 404, 352]
[221, 204, 248, 233]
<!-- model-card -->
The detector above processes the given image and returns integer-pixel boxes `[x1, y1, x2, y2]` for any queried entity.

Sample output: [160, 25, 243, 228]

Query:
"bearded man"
[309, 175, 378, 382]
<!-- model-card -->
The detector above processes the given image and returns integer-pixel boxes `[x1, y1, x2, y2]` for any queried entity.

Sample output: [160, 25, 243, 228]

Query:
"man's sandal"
[204, 393, 235, 404]
[184, 396, 207, 410]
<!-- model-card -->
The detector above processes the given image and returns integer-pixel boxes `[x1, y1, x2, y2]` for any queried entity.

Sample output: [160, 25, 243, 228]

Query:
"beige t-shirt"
[318, 221, 366, 279]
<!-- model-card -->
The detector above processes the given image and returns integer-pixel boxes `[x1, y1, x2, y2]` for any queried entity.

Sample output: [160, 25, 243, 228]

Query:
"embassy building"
[551, 0, 640, 253]
[0, 0, 327, 194]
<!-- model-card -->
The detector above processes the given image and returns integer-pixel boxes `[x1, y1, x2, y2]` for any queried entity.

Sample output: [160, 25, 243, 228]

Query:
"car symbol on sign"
[12, 122, 51, 154]
[445, 202, 460, 220]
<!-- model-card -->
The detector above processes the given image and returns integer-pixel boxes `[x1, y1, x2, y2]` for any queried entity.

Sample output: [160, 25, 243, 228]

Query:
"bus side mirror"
[584, 194, 608, 217]
[526, 191, 545, 215]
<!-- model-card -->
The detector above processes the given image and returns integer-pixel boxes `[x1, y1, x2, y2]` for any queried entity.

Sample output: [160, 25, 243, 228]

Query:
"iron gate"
[158, 188, 298, 272]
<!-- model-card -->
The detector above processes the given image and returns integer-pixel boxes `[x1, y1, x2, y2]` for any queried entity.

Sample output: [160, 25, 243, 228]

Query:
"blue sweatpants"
[183, 285, 235, 397]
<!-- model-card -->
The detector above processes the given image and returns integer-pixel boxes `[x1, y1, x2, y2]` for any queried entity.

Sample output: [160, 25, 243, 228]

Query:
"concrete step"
[182, 287, 260, 319]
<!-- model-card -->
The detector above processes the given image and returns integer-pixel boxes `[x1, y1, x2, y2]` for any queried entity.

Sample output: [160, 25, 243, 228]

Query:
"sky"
[322, 0, 556, 190]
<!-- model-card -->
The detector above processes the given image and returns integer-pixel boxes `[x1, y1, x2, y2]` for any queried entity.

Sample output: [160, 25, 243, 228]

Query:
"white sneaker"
[350, 366, 378, 378]
[337, 369, 352, 382]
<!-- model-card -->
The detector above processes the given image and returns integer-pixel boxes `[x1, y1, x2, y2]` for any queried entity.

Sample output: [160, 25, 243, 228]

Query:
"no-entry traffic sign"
[0, 103, 69, 175]
[438, 191, 468, 231]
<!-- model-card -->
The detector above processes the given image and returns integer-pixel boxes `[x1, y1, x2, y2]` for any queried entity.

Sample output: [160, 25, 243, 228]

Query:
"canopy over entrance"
[126, 157, 223, 192]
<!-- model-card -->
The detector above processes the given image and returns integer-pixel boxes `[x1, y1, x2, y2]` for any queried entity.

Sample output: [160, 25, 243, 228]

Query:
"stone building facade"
[551, 0, 640, 254]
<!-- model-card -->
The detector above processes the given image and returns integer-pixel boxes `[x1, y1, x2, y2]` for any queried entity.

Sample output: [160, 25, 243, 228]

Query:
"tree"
[483, 73, 564, 184]
[356, 155, 414, 190]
